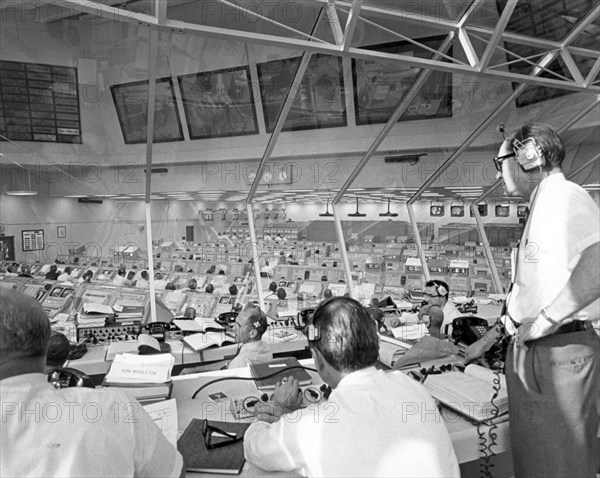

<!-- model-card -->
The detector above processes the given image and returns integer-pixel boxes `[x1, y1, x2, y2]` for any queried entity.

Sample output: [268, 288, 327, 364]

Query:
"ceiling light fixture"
[5, 171, 38, 196]
[319, 198, 334, 217]
[379, 198, 398, 217]
[348, 197, 366, 217]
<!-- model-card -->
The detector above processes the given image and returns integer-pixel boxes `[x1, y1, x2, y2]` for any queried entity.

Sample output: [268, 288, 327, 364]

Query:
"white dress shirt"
[507, 173, 600, 325]
[244, 366, 459, 477]
[1, 374, 182, 477]
[227, 340, 273, 369]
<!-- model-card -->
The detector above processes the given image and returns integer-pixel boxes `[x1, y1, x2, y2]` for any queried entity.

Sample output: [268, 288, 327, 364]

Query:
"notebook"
[182, 331, 236, 352]
[249, 357, 312, 390]
[422, 364, 508, 423]
[177, 419, 250, 474]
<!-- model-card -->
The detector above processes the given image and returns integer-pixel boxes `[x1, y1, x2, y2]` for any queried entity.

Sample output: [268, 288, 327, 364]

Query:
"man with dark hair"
[244, 297, 459, 476]
[0, 290, 183, 477]
[265, 281, 277, 299]
[420, 279, 460, 335]
[227, 306, 272, 369]
[45, 264, 59, 280]
[45, 331, 70, 370]
[57, 266, 73, 282]
[112, 268, 127, 286]
[136, 270, 149, 288]
[322, 288, 333, 299]
[204, 283, 214, 294]
[468, 123, 600, 478]
[228, 284, 238, 296]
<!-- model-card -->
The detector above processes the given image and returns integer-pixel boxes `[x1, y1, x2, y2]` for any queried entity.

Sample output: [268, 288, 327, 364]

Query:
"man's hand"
[273, 376, 303, 412]
[254, 376, 303, 423]
[254, 402, 286, 423]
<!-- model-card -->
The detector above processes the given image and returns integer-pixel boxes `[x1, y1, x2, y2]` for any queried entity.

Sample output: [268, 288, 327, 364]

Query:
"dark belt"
[554, 321, 592, 335]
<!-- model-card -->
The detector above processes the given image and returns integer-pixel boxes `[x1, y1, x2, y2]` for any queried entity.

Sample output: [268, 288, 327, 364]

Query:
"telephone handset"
[451, 317, 490, 346]
[48, 367, 95, 389]
[138, 322, 171, 342]
[215, 312, 238, 328]
[293, 308, 315, 331]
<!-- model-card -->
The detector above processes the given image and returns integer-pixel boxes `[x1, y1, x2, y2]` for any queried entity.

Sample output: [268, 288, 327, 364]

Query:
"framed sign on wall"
[22, 229, 44, 251]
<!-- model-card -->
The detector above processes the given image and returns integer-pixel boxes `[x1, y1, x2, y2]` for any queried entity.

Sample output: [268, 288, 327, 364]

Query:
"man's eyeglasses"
[201, 419, 243, 449]
[493, 152, 516, 172]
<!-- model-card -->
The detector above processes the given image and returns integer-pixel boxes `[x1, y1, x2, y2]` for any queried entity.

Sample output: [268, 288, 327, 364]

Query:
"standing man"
[494, 123, 599, 477]
[244, 297, 459, 477]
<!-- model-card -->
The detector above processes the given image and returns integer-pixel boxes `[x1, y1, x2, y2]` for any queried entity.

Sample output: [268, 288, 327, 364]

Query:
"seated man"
[244, 297, 459, 477]
[45, 264, 59, 280]
[392, 301, 460, 369]
[57, 266, 73, 282]
[391, 280, 461, 334]
[227, 306, 272, 369]
[0, 291, 183, 477]
[181, 305, 272, 374]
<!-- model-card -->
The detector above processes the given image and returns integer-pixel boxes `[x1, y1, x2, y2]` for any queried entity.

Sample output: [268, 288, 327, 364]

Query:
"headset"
[513, 136, 545, 171]
[429, 280, 448, 298]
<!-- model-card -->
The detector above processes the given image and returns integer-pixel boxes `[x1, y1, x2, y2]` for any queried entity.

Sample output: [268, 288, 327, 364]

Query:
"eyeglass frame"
[493, 152, 516, 172]
[201, 419, 243, 449]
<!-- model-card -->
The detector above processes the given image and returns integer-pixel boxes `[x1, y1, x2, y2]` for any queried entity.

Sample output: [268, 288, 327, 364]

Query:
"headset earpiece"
[513, 137, 545, 170]
[432, 280, 448, 297]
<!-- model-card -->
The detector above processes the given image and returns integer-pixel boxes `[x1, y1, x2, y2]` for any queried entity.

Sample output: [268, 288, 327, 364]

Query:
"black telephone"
[215, 312, 238, 328]
[451, 317, 490, 346]
[48, 367, 95, 389]
[138, 322, 171, 342]
[293, 308, 315, 331]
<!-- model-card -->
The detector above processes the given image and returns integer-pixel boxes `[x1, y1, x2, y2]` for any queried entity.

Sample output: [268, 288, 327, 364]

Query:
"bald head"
[0, 291, 51, 377]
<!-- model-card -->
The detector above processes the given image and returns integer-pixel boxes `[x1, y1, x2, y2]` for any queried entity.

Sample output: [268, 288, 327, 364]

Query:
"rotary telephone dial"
[451, 317, 490, 346]
[215, 311, 238, 328]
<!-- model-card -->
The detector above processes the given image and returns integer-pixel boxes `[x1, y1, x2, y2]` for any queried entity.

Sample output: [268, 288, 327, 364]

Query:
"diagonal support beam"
[246, 8, 326, 202]
[458, 27, 479, 67]
[561, 49, 585, 85]
[561, 4, 600, 47]
[325, 1, 344, 46]
[332, 33, 455, 205]
[478, 0, 518, 71]
[584, 57, 600, 87]
[341, 0, 361, 52]
[407, 51, 558, 205]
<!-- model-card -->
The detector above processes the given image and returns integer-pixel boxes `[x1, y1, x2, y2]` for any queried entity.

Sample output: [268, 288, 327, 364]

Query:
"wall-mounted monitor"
[111, 78, 183, 144]
[352, 36, 452, 125]
[495, 205, 510, 217]
[257, 54, 346, 133]
[178, 66, 258, 140]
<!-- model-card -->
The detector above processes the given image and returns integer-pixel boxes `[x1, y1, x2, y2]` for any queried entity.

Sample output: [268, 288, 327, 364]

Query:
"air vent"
[144, 168, 168, 174]
[384, 154, 426, 163]
[78, 198, 103, 204]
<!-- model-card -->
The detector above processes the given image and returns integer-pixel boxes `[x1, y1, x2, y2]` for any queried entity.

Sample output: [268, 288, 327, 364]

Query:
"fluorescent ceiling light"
[5, 190, 38, 196]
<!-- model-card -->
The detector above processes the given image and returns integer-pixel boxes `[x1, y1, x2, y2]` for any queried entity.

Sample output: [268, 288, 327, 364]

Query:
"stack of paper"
[103, 353, 175, 404]
[78, 302, 113, 327]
